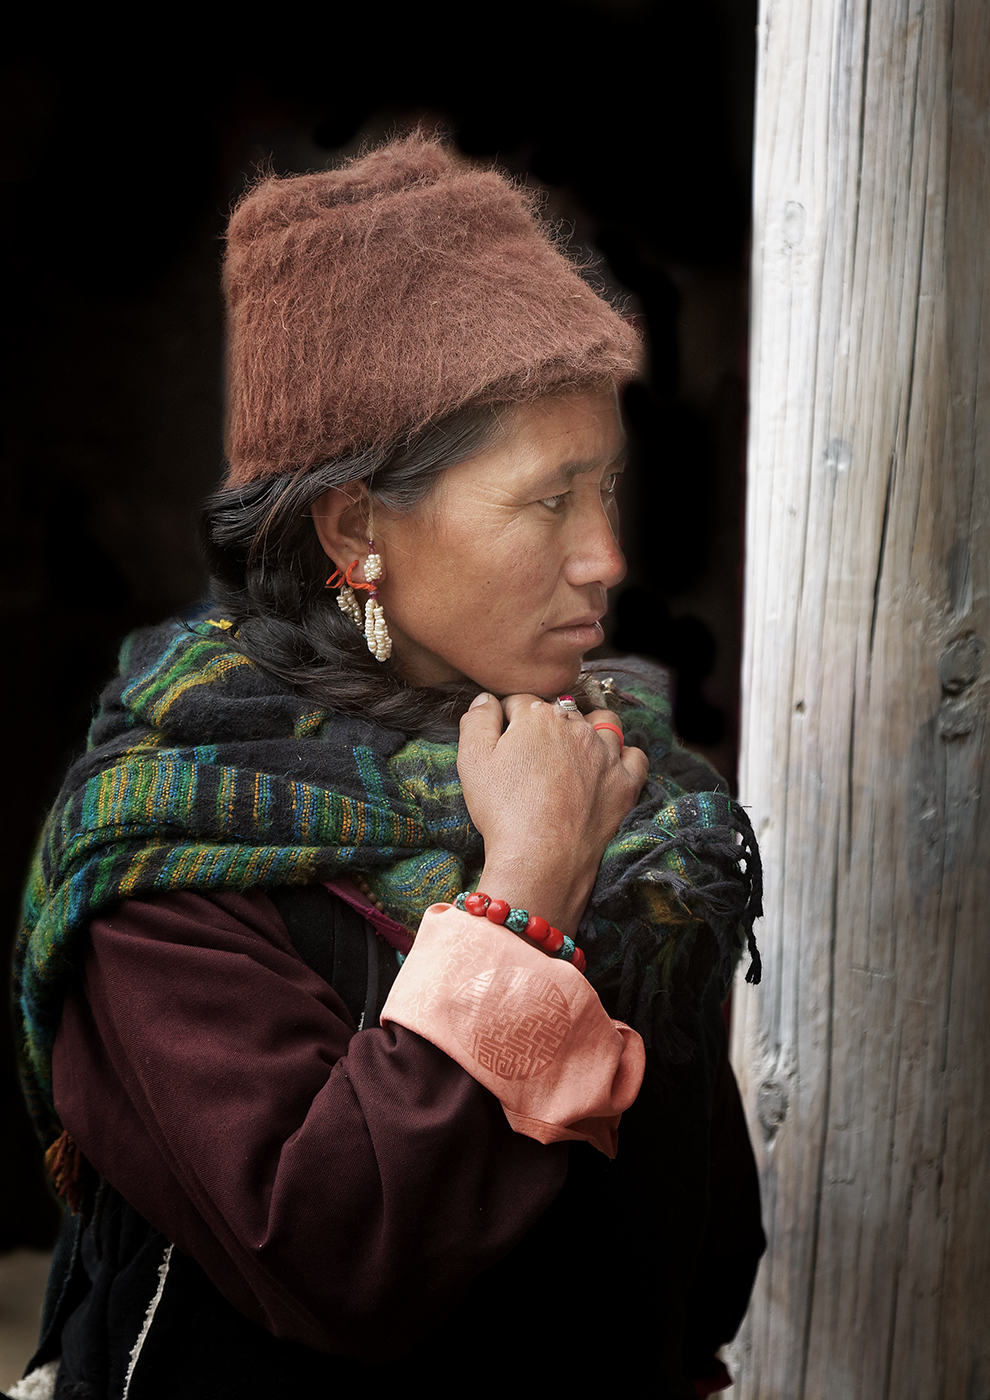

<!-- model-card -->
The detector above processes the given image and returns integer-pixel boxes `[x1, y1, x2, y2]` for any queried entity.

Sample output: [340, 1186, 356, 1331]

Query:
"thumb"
[457, 692, 504, 765]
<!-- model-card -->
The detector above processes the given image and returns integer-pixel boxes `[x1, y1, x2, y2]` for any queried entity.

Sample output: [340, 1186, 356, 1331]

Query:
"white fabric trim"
[121, 1242, 173, 1399]
[7, 1358, 60, 1399]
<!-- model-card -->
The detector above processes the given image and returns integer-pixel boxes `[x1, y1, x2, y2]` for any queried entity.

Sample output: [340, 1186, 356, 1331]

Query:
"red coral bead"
[543, 926, 564, 953]
[525, 915, 550, 944]
[571, 947, 587, 974]
[464, 892, 489, 916]
[486, 899, 510, 924]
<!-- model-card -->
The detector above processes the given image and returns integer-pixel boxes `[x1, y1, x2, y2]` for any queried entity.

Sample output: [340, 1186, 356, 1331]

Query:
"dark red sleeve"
[53, 889, 567, 1360]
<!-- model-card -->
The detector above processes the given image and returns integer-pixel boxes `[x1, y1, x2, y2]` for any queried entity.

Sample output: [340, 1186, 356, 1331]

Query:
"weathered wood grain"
[731, 1, 990, 1396]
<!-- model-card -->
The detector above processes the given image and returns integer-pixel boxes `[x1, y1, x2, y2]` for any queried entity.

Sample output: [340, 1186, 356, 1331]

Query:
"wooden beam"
[732, 0, 990, 1395]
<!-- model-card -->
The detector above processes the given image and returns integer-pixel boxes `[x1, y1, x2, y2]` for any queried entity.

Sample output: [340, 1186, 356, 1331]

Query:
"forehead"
[501, 389, 624, 463]
[442, 389, 625, 500]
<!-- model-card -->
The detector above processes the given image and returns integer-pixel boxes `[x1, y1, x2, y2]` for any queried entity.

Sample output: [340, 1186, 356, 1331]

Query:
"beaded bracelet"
[454, 891, 587, 974]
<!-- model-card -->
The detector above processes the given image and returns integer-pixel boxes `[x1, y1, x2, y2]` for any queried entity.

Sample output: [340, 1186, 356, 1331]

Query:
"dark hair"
[201, 404, 508, 739]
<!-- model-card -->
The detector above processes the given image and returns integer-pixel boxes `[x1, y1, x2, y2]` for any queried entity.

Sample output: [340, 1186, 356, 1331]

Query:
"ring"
[556, 695, 580, 713]
[593, 722, 624, 751]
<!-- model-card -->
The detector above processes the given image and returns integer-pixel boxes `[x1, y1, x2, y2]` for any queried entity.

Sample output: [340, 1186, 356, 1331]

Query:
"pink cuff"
[380, 903, 645, 1158]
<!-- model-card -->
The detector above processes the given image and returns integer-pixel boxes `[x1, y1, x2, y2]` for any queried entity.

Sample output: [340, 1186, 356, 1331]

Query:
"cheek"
[383, 528, 472, 639]
[384, 510, 560, 656]
[466, 558, 554, 630]
[439, 532, 532, 614]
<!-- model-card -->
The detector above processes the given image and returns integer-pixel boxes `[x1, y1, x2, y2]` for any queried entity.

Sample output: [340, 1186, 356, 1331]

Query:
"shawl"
[14, 620, 761, 1145]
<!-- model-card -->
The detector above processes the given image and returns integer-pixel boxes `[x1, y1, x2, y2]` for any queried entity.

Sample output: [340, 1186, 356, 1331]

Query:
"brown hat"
[222, 131, 642, 485]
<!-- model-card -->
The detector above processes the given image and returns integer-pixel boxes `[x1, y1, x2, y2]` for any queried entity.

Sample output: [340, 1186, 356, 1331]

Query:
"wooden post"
[733, 0, 990, 1396]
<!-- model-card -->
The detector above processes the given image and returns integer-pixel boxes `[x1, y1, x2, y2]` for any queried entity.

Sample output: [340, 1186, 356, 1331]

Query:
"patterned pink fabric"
[380, 903, 645, 1158]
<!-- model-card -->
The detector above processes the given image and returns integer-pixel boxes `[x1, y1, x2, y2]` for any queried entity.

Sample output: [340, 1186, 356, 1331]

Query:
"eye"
[601, 471, 622, 498]
[539, 492, 569, 512]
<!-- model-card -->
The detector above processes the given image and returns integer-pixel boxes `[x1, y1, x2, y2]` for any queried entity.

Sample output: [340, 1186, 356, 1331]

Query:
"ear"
[311, 483, 372, 581]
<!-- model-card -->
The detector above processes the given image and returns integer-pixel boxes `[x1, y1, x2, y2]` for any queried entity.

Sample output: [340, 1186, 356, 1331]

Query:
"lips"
[546, 616, 605, 648]
[550, 614, 605, 632]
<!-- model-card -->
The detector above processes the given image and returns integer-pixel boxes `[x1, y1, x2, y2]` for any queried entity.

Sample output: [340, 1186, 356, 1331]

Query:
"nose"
[566, 499, 627, 592]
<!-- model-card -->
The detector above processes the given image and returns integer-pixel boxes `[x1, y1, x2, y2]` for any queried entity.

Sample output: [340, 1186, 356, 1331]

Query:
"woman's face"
[376, 389, 627, 698]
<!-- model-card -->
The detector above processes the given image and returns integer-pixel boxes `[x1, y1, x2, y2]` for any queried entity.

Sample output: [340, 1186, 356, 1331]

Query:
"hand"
[457, 694, 649, 936]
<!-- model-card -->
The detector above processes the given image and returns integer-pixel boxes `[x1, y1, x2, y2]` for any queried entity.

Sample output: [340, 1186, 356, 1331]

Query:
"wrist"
[475, 855, 593, 938]
[454, 891, 586, 972]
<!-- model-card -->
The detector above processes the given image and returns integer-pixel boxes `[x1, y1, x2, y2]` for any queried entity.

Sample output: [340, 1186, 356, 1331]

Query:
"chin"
[469, 646, 585, 701]
[503, 665, 583, 702]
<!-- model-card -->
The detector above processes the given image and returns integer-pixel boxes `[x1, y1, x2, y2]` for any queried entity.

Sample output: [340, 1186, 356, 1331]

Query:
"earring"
[339, 585, 363, 628]
[362, 540, 392, 662]
[324, 548, 392, 663]
[324, 564, 363, 627]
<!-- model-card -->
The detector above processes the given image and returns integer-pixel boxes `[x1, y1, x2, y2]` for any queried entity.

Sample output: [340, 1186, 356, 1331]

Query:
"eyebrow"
[535, 449, 628, 489]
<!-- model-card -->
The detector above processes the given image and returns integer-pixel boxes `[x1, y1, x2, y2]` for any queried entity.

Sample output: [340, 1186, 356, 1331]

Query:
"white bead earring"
[361, 537, 391, 662]
[324, 562, 362, 625]
[323, 501, 392, 662]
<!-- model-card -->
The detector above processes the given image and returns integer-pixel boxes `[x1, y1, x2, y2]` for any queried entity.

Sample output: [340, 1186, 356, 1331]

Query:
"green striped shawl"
[14, 620, 761, 1144]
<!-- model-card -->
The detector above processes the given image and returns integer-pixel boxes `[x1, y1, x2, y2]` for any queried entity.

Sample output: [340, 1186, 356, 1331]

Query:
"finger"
[585, 707, 622, 729]
[457, 692, 505, 759]
[583, 706, 622, 749]
[590, 720, 624, 755]
[620, 742, 650, 787]
[501, 693, 546, 725]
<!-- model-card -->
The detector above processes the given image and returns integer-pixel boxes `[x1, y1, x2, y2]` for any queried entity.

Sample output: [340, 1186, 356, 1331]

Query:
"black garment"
[26, 887, 763, 1398]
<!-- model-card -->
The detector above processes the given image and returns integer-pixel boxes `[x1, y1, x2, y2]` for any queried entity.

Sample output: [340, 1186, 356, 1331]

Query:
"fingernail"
[469, 692, 491, 709]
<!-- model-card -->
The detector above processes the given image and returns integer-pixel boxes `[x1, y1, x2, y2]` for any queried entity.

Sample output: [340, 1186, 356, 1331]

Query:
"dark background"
[1, 0, 756, 1247]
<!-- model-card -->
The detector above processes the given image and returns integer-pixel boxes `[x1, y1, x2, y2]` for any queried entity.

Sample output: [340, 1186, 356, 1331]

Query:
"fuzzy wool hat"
[222, 131, 641, 485]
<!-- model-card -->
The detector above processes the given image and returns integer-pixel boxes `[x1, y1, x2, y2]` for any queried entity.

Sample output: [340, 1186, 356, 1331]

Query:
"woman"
[13, 132, 764, 1399]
